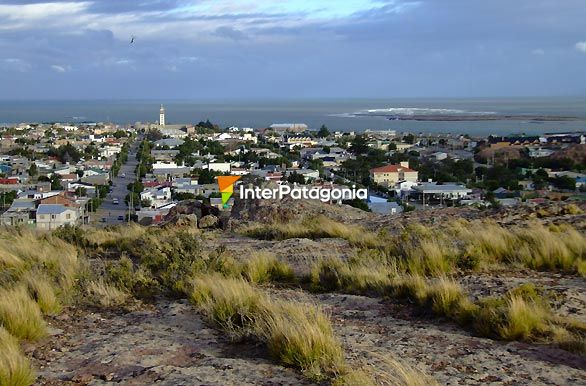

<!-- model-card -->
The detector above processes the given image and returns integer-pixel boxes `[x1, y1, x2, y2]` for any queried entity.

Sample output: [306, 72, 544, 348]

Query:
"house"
[0, 199, 36, 226]
[154, 138, 185, 148]
[208, 162, 231, 173]
[429, 152, 448, 161]
[285, 169, 319, 182]
[269, 123, 308, 133]
[284, 136, 317, 149]
[140, 186, 172, 208]
[528, 148, 555, 158]
[412, 183, 472, 203]
[369, 162, 418, 187]
[136, 202, 177, 225]
[36, 204, 79, 230]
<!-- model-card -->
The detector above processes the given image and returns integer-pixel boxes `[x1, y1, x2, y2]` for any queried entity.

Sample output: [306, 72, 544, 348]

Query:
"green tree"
[317, 124, 330, 138]
[403, 133, 416, 144]
[28, 163, 38, 177]
[349, 135, 369, 155]
[287, 171, 306, 184]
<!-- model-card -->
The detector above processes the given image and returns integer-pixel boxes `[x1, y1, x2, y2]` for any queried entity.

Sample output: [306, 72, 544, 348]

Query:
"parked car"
[117, 215, 124, 221]
[113, 198, 119, 205]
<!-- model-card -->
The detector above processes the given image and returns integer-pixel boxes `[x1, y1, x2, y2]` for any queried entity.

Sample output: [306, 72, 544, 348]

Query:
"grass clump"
[85, 280, 130, 308]
[0, 286, 46, 341]
[241, 215, 382, 248]
[243, 252, 295, 284]
[22, 272, 61, 315]
[332, 353, 439, 386]
[258, 302, 346, 380]
[191, 274, 345, 381]
[0, 327, 35, 386]
[310, 257, 395, 295]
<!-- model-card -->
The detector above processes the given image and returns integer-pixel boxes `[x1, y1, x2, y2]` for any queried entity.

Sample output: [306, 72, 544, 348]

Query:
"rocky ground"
[27, 287, 586, 386]
[28, 301, 311, 386]
[22, 201, 586, 385]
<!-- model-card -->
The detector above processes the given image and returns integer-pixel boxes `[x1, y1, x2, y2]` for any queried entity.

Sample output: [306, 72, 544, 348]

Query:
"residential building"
[36, 204, 79, 230]
[369, 162, 418, 187]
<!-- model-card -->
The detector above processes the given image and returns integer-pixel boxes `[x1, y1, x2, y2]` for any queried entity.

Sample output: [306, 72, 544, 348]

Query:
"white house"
[208, 162, 231, 173]
[140, 186, 172, 208]
[36, 204, 79, 230]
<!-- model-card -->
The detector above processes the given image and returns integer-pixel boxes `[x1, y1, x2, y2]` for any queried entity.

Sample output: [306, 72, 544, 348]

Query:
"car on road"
[100, 217, 107, 223]
[117, 215, 124, 221]
[112, 198, 119, 205]
[121, 173, 126, 178]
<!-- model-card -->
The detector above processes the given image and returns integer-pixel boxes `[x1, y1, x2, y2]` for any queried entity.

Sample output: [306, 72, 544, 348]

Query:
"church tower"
[159, 104, 166, 126]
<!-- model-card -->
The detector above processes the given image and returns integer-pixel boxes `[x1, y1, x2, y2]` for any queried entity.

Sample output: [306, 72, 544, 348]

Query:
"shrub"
[0, 327, 35, 386]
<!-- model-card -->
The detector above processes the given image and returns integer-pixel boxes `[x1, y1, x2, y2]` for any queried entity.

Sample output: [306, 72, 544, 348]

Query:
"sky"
[0, 0, 585, 99]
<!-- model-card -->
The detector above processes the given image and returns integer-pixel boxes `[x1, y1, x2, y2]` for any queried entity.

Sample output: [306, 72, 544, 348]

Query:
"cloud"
[1, 58, 31, 72]
[214, 26, 248, 40]
[1, 0, 586, 98]
[50, 64, 71, 73]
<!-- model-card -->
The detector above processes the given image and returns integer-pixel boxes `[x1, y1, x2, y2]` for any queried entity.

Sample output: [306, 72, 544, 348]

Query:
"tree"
[287, 171, 306, 184]
[317, 124, 330, 138]
[551, 176, 576, 191]
[403, 133, 416, 144]
[50, 174, 62, 190]
[140, 198, 152, 208]
[349, 135, 369, 155]
[146, 128, 163, 142]
[75, 187, 87, 197]
[28, 163, 37, 177]
[342, 198, 371, 212]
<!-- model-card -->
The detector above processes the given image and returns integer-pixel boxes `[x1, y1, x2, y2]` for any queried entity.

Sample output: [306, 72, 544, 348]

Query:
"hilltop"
[1, 201, 585, 385]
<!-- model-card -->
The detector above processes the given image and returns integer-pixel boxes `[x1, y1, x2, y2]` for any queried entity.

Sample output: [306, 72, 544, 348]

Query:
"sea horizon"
[2, 96, 586, 136]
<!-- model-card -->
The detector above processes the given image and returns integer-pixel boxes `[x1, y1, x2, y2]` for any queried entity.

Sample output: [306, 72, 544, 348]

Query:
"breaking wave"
[358, 107, 497, 116]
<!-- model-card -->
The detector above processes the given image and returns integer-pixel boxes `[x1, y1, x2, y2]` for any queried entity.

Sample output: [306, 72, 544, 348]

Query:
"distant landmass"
[358, 114, 580, 122]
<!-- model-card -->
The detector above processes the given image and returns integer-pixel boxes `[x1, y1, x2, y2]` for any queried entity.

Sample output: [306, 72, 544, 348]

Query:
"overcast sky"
[1, 0, 585, 99]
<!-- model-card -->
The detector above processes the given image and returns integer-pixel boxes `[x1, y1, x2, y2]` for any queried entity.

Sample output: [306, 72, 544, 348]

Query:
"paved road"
[94, 136, 142, 226]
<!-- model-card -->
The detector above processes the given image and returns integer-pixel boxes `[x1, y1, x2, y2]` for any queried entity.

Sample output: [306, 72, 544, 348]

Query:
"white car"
[112, 198, 119, 205]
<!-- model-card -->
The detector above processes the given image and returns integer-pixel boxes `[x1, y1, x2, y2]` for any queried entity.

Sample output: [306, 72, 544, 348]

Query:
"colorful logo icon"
[217, 176, 241, 208]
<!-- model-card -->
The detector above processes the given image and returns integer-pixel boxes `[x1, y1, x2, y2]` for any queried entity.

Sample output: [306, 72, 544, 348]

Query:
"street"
[93, 136, 141, 226]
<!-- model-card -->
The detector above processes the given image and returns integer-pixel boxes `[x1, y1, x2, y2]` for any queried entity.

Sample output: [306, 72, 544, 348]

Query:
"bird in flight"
[130, 35, 136, 44]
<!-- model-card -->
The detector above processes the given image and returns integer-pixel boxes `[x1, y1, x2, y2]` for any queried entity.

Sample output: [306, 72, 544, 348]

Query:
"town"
[0, 104, 584, 229]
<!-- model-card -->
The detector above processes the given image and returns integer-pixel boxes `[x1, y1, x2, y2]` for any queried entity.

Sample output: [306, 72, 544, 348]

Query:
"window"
[66, 213, 71, 219]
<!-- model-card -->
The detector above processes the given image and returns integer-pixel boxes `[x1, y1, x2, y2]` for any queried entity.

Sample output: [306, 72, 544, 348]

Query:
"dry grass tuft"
[191, 274, 345, 381]
[86, 280, 130, 308]
[243, 252, 295, 284]
[241, 216, 382, 248]
[22, 272, 61, 315]
[0, 327, 35, 386]
[0, 286, 46, 341]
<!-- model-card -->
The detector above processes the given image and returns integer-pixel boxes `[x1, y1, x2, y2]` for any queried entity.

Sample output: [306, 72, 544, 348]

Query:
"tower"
[159, 104, 166, 127]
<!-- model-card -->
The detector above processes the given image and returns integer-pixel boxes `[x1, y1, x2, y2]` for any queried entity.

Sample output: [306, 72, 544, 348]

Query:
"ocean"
[1, 97, 585, 136]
